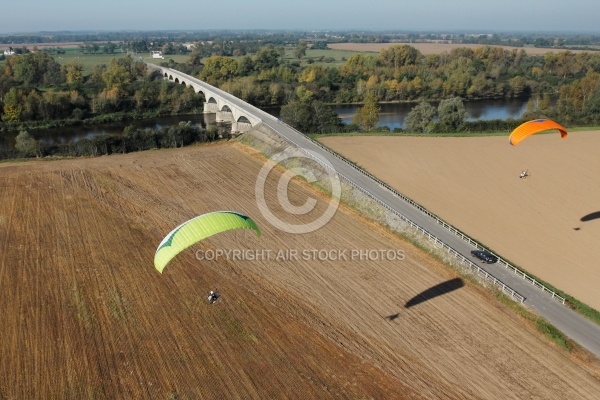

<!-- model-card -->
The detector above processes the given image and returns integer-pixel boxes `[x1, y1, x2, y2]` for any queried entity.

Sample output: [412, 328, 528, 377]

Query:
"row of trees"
[10, 121, 218, 159]
[5, 30, 600, 47]
[404, 97, 468, 133]
[180, 42, 600, 110]
[78, 42, 121, 54]
[177, 42, 600, 132]
[0, 52, 205, 127]
[3, 40, 600, 141]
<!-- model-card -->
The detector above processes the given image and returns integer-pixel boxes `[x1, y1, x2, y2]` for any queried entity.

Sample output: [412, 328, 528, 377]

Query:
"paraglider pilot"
[208, 289, 220, 304]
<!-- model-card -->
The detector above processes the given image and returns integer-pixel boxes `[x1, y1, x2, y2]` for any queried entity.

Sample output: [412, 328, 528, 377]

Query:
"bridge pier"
[216, 110, 233, 124]
[232, 121, 253, 136]
[155, 66, 263, 137]
[204, 113, 216, 125]
[203, 102, 218, 114]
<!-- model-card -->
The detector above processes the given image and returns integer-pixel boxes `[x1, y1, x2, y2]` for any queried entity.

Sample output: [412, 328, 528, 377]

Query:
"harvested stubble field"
[1, 139, 600, 399]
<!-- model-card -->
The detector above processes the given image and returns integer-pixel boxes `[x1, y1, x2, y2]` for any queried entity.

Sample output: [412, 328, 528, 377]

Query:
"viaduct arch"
[149, 63, 264, 135]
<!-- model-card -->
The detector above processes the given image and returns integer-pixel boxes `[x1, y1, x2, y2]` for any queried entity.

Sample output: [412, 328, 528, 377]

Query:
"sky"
[2, 0, 599, 34]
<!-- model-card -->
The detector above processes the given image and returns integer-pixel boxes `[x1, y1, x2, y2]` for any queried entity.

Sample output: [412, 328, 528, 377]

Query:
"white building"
[151, 51, 164, 59]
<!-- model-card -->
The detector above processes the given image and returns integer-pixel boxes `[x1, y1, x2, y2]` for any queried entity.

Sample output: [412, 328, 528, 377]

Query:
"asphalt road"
[159, 66, 600, 358]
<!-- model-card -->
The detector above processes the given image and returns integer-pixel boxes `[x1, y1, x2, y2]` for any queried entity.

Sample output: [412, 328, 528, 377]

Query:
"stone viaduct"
[147, 63, 267, 135]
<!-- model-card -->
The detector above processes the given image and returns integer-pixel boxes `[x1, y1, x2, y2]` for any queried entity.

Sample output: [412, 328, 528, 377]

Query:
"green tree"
[236, 55, 254, 76]
[280, 98, 342, 134]
[583, 80, 600, 124]
[40, 90, 72, 119]
[379, 45, 421, 69]
[405, 101, 437, 133]
[15, 131, 41, 157]
[280, 100, 313, 132]
[10, 55, 37, 84]
[437, 97, 467, 132]
[312, 101, 343, 134]
[253, 46, 281, 72]
[102, 58, 132, 91]
[1, 88, 23, 122]
[64, 60, 84, 87]
[352, 92, 380, 131]
[22, 89, 42, 120]
[443, 57, 475, 97]
[295, 85, 314, 103]
[87, 64, 107, 89]
[104, 42, 117, 54]
[509, 75, 528, 97]
[8, 52, 64, 86]
[199, 56, 238, 84]
[294, 41, 308, 59]
[162, 42, 175, 55]
[100, 55, 145, 92]
[268, 83, 284, 106]
[311, 41, 328, 50]
[188, 53, 203, 68]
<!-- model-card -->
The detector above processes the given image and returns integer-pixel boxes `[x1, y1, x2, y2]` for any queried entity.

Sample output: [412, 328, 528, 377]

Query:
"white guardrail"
[271, 120, 569, 305]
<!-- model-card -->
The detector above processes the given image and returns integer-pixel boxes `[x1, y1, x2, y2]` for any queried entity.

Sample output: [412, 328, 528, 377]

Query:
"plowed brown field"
[1, 140, 599, 399]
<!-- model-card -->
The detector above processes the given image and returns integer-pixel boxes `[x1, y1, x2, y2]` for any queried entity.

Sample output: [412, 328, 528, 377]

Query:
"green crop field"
[53, 52, 127, 74]
[138, 53, 190, 65]
[51, 52, 190, 75]
[3, 45, 362, 74]
[281, 47, 366, 67]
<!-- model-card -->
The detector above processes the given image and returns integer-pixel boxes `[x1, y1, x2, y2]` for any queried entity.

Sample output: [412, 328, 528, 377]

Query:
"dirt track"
[1, 141, 600, 398]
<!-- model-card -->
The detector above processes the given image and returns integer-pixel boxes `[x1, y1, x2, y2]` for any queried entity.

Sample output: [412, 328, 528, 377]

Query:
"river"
[0, 114, 208, 151]
[333, 98, 528, 131]
[0, 99, 528, 151]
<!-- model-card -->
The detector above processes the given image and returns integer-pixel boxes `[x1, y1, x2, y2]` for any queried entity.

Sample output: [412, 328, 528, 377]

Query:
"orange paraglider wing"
[509, 119, 568, 146]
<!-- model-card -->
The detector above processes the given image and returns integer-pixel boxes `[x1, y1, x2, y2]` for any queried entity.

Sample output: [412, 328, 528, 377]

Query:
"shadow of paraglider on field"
[384, 313, 400, 321]
[581, 211, 600, 222]
[382, 278, 465, 322]
[404, 278, 465, 309]
[573, 211, 600, 231]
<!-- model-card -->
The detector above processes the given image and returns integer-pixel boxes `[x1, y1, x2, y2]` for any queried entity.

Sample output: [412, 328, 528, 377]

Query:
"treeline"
[5, 30, 600, 49]
[190, 44, 600, 104]
[3, 40, 600, 140]
[0, 52, 204, 131]
[0, 30, 312, 46]
[402, 97, 528, 134]
[4, 121, 219, 160]
[184, 43, 600, 128]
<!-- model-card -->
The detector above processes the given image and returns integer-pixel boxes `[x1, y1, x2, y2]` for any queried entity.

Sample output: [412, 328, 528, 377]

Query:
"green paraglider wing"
[154, 211, 261, 273]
